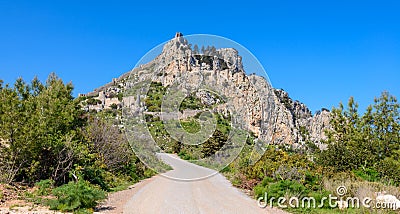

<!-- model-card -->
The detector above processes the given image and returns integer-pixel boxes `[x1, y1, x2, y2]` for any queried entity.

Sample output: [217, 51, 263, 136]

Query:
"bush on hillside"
[48, 179, 106, 212]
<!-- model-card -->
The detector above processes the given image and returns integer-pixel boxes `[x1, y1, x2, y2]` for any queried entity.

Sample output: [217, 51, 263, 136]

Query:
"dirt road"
[110, 153, 286, 214]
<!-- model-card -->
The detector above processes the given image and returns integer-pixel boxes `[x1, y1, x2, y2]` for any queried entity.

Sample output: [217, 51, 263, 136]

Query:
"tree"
[110, 103, 118, 110]
[201, 130, 227, 157]
[318, 92, 400, 183]
[0, 80, 23, 183]
[117, 92, 123, 102]
[193, 44, 199, 54]
[0, 73, 85, 184]
[84, 116, 134, 174]
[371, 92, 400, 158]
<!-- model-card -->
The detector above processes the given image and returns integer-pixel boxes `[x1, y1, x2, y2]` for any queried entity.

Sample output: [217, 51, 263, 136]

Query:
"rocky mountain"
[81, 32, 331, 148]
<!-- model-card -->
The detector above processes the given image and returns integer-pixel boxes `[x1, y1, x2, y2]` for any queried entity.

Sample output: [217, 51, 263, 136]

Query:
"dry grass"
[0, 183, 65, 214]
[323, 176, 400, 198]
[322, 174, 400, 213]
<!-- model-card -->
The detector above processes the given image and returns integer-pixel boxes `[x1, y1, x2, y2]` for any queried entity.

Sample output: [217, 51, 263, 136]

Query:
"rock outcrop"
[84, 33, 331, 147]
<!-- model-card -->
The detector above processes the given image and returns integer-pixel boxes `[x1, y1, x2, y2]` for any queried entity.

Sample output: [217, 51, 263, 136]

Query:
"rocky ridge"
[82, 33, 331, 148]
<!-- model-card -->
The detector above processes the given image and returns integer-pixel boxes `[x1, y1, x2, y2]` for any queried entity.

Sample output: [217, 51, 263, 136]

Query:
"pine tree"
[318, 92, 400, 183]
[193, 44, 199, 54]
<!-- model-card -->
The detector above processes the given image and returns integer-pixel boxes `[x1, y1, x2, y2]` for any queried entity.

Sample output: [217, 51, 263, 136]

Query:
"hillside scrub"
[227, 92, 400, 213]
[1, 73, 398, 213]
[143, 79, 400, 212]
[0, 74, 152, 212]
[144, 81, 233, 158]
[319, 92, 400, 184]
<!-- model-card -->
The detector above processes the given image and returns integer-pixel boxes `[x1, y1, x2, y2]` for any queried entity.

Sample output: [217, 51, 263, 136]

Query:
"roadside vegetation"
[226, 92, 400, 213]
[0, 74, 153, 213]
[144, 80, 400, 213]
[1, 74, 398, 214]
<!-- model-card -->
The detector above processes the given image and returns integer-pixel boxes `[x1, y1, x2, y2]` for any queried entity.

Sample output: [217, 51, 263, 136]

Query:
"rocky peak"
[84, 33, 331, 148]
[274, 89, 312, 121]
[158, 32, 191, 63]
[216, 48, 243, 72]
[156, 34, 244, 75]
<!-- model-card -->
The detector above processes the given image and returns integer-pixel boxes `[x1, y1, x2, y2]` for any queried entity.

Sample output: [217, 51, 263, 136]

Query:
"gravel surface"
[99, 154, 287, 214]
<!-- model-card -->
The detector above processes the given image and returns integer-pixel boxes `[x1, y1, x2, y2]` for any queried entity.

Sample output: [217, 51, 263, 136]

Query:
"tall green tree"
[0, 73, 85, 184]
[318, 92, 400, 183]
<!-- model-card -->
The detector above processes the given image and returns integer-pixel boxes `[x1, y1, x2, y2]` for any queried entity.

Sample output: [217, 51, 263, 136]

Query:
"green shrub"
[378, 157, 400, 185]
[73, 208, 93, 214]
[254, 179, 308, 200]
[180, 118, 201, 133]
[254, 184, 267, 199]
[117, 92, 123, 101]
[220, 165, 232, 173]
[34, 179, 54, 196]
[353, 168, 379, 182]
[178, 151, 194, 160]
[179, 95, 204, 111]
[87, 98, 101, 105]
[144, 169, 156, 178]
[49, 180, 106, 212]
[261, 176, 274, 186]
[303, 171, 322, 191]
[81, 166, 109, 191]
[268, 180, 307, 198]
[110, 103, 118, 109]
[307, 190, 332, 209]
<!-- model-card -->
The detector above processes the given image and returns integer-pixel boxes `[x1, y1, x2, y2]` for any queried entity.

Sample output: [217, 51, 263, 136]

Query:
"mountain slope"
[82, 33, 330, 149]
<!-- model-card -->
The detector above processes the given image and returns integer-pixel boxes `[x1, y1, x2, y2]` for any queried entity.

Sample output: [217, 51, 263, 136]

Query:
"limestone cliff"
[83, 33, 331, 147]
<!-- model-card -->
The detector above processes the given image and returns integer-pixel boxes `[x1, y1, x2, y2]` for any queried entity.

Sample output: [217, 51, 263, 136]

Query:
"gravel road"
[114, 153, 287, 214]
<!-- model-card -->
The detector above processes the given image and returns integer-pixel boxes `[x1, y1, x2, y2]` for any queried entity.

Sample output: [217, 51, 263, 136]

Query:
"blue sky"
[0, 0, 399, 113]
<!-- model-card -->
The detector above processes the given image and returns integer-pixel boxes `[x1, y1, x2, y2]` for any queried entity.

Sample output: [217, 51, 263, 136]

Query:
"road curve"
[123, 153, 286, 214]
